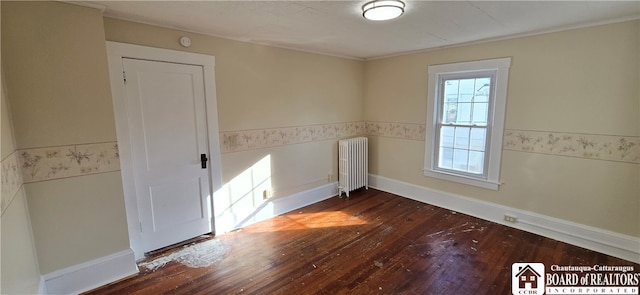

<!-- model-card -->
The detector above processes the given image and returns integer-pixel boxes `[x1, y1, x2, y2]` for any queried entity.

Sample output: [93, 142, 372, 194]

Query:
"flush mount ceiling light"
[362, 0, 405, 21]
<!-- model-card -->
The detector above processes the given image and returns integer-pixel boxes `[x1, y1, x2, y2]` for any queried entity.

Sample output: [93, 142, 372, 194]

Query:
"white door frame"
[106, 41, 223, 260]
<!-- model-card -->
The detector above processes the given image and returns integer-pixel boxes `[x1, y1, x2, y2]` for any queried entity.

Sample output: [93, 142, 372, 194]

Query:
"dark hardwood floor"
[85, 189, 638, 294]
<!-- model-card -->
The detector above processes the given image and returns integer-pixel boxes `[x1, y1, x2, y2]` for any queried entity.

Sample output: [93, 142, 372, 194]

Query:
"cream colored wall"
[26, 172, 129, 274]
[1, 188, 42, 294]
[103, 18, 364, 133]
[364, 20, 640, 237]
[1, 66, 42, 293]
[1, 1, 130, 274]
[103, 18, 364, 202]
[2, 3, 117, 148]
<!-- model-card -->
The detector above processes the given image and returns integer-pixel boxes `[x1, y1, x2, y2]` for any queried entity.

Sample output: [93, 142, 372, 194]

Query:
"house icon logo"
[512, 263, 545, 294]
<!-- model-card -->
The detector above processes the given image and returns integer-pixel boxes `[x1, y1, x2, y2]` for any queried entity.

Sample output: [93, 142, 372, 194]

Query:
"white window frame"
[424, 58, 511, 190]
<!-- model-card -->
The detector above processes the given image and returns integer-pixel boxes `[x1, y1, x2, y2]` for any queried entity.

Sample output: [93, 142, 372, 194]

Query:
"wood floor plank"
[84, 189, 639, 295]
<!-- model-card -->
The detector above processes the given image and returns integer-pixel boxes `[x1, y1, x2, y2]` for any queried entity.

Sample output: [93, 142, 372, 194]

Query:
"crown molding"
[59, 1, 107, 13]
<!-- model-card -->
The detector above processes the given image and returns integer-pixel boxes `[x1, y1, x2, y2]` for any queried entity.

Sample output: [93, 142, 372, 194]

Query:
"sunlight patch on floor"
[242, 210, 368, 233]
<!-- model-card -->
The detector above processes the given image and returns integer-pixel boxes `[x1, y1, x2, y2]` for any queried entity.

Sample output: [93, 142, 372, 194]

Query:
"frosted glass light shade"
[362, 0, 405, 21]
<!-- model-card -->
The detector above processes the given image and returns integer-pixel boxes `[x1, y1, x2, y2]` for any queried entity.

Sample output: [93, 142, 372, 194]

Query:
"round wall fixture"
[179, 36, 192, 47]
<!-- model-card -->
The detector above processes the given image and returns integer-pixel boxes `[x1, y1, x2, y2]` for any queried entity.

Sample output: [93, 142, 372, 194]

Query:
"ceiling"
[86, 1, 640, 60]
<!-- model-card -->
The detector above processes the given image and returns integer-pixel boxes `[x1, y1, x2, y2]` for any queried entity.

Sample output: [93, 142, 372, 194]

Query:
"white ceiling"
[86, 1, 640, 60]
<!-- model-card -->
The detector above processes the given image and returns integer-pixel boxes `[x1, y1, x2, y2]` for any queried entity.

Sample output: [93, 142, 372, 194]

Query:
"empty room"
[1, 1, 639, 294]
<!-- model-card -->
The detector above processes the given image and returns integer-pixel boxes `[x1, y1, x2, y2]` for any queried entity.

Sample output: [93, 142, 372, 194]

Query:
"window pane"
[469, 128, 486, 151]
[439, 147, 453, 169]
[444, 80, 459, 103]
[456, 103, 471, 123]
[454, 127, 470, 149]
[468, 151, 484, 174]
[458, 79, 475, 102]
[444, 103, 457, 123]
[453, 149, 468, 171]
[472, 102, 488, 125]
[474, 78, 491, 102]
[440, 126, 454, 148]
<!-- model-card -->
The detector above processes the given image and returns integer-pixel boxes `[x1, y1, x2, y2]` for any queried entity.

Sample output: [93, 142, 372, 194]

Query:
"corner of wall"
[1, 69, 43, 295]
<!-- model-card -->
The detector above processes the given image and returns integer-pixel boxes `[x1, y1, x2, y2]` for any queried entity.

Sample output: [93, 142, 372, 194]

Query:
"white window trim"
[424, 58, 511, 190]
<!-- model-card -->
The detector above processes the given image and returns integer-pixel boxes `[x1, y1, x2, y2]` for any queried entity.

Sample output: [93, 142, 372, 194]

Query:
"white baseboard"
[42, 249, 138, 294]
[270, 182, 339, 216]
[369, 174, 640, 264]
[215, 182, 338, 234]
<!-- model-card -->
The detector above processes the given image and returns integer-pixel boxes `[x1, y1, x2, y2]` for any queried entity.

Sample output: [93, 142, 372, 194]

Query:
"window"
[424, 58, 511, 190]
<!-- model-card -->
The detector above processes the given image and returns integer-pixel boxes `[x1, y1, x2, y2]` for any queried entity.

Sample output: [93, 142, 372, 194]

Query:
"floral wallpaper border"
[503, 130, 639, 164]
[220, 121, 429, 153]
[18, 141, 121, 183]
[221, 121, 639, 164]
[365, 121, 426, 141]
[5, 127, 635, 193]
[220, 121, 365, 153]
[1, 151, 24, 214]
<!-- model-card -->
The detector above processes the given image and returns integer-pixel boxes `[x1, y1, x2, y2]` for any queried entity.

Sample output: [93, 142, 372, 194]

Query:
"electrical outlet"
[328, 173, 332, 182]
[263, 189, 273, 200]
[504, 214, 518, 223]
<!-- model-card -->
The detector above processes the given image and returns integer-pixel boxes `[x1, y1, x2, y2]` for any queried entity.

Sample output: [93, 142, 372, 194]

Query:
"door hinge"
[139, 221, 143, 232]
[123, 71, 127, 84]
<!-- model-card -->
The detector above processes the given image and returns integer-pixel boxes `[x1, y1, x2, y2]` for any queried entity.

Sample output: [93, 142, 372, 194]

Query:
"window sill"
[423, 169, 500, 190]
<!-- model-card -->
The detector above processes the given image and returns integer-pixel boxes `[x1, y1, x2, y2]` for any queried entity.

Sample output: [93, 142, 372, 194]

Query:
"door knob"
[201, 154, 208, 169]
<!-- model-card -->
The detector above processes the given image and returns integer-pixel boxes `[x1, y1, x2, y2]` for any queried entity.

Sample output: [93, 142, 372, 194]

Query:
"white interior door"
[123, 58, 212, 252]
